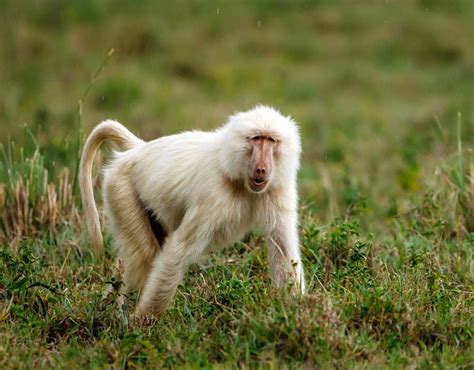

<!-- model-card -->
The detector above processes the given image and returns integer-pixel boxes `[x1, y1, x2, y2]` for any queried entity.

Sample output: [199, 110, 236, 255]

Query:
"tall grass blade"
[71, 48, 115, 197]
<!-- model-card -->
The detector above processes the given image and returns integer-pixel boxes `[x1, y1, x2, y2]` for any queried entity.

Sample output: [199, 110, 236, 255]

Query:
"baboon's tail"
[79, 120, 145, 250]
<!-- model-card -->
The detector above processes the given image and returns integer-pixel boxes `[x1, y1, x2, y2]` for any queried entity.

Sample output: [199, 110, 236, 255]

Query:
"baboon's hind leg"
[104, 169, 163, 291]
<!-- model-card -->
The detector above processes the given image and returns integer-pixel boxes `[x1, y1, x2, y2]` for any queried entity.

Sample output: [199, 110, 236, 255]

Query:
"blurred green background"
[0, 0, 472, 225]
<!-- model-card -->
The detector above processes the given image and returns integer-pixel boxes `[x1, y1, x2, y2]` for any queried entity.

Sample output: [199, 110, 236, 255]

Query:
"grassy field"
[0, 0, 473, 368]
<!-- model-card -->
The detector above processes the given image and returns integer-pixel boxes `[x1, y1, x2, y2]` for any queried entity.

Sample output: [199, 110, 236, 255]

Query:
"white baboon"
[80, 105, 305, 316]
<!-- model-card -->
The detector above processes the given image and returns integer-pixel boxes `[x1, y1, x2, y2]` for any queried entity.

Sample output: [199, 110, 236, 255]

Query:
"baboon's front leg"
[134, 223, 207, 316]
[267, 210, 305, 294]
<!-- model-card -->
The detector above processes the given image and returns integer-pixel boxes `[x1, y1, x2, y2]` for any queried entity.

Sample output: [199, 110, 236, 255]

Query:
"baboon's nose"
[253, 165, 269, 181]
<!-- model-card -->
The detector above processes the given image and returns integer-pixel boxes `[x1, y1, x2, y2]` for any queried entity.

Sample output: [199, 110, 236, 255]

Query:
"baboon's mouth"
[250, 178, 267, 191]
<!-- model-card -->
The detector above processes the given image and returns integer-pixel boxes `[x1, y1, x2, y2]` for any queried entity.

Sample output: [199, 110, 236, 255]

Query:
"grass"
[0, 0, 473, 368]
[0, 140, 472, 368]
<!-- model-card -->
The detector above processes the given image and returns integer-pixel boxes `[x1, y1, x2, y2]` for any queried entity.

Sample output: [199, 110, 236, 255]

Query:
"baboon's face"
[246, 135, 279, 193]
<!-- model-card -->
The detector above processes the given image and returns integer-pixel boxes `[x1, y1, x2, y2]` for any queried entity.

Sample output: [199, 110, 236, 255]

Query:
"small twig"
[58, 246, 72, 276]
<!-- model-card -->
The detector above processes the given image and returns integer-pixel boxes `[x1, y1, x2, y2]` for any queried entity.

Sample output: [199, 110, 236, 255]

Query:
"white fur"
[79, 105, 305, 316]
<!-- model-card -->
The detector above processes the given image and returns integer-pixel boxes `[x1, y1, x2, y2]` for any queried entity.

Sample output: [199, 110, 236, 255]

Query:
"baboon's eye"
[249, 135, 277, 142]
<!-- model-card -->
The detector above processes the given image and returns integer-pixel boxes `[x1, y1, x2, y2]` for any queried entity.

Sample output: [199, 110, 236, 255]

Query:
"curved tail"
[79, 120, 145, 250]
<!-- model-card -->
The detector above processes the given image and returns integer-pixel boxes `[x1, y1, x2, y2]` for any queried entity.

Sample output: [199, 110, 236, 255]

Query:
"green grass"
[0, 0, 473, 368]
